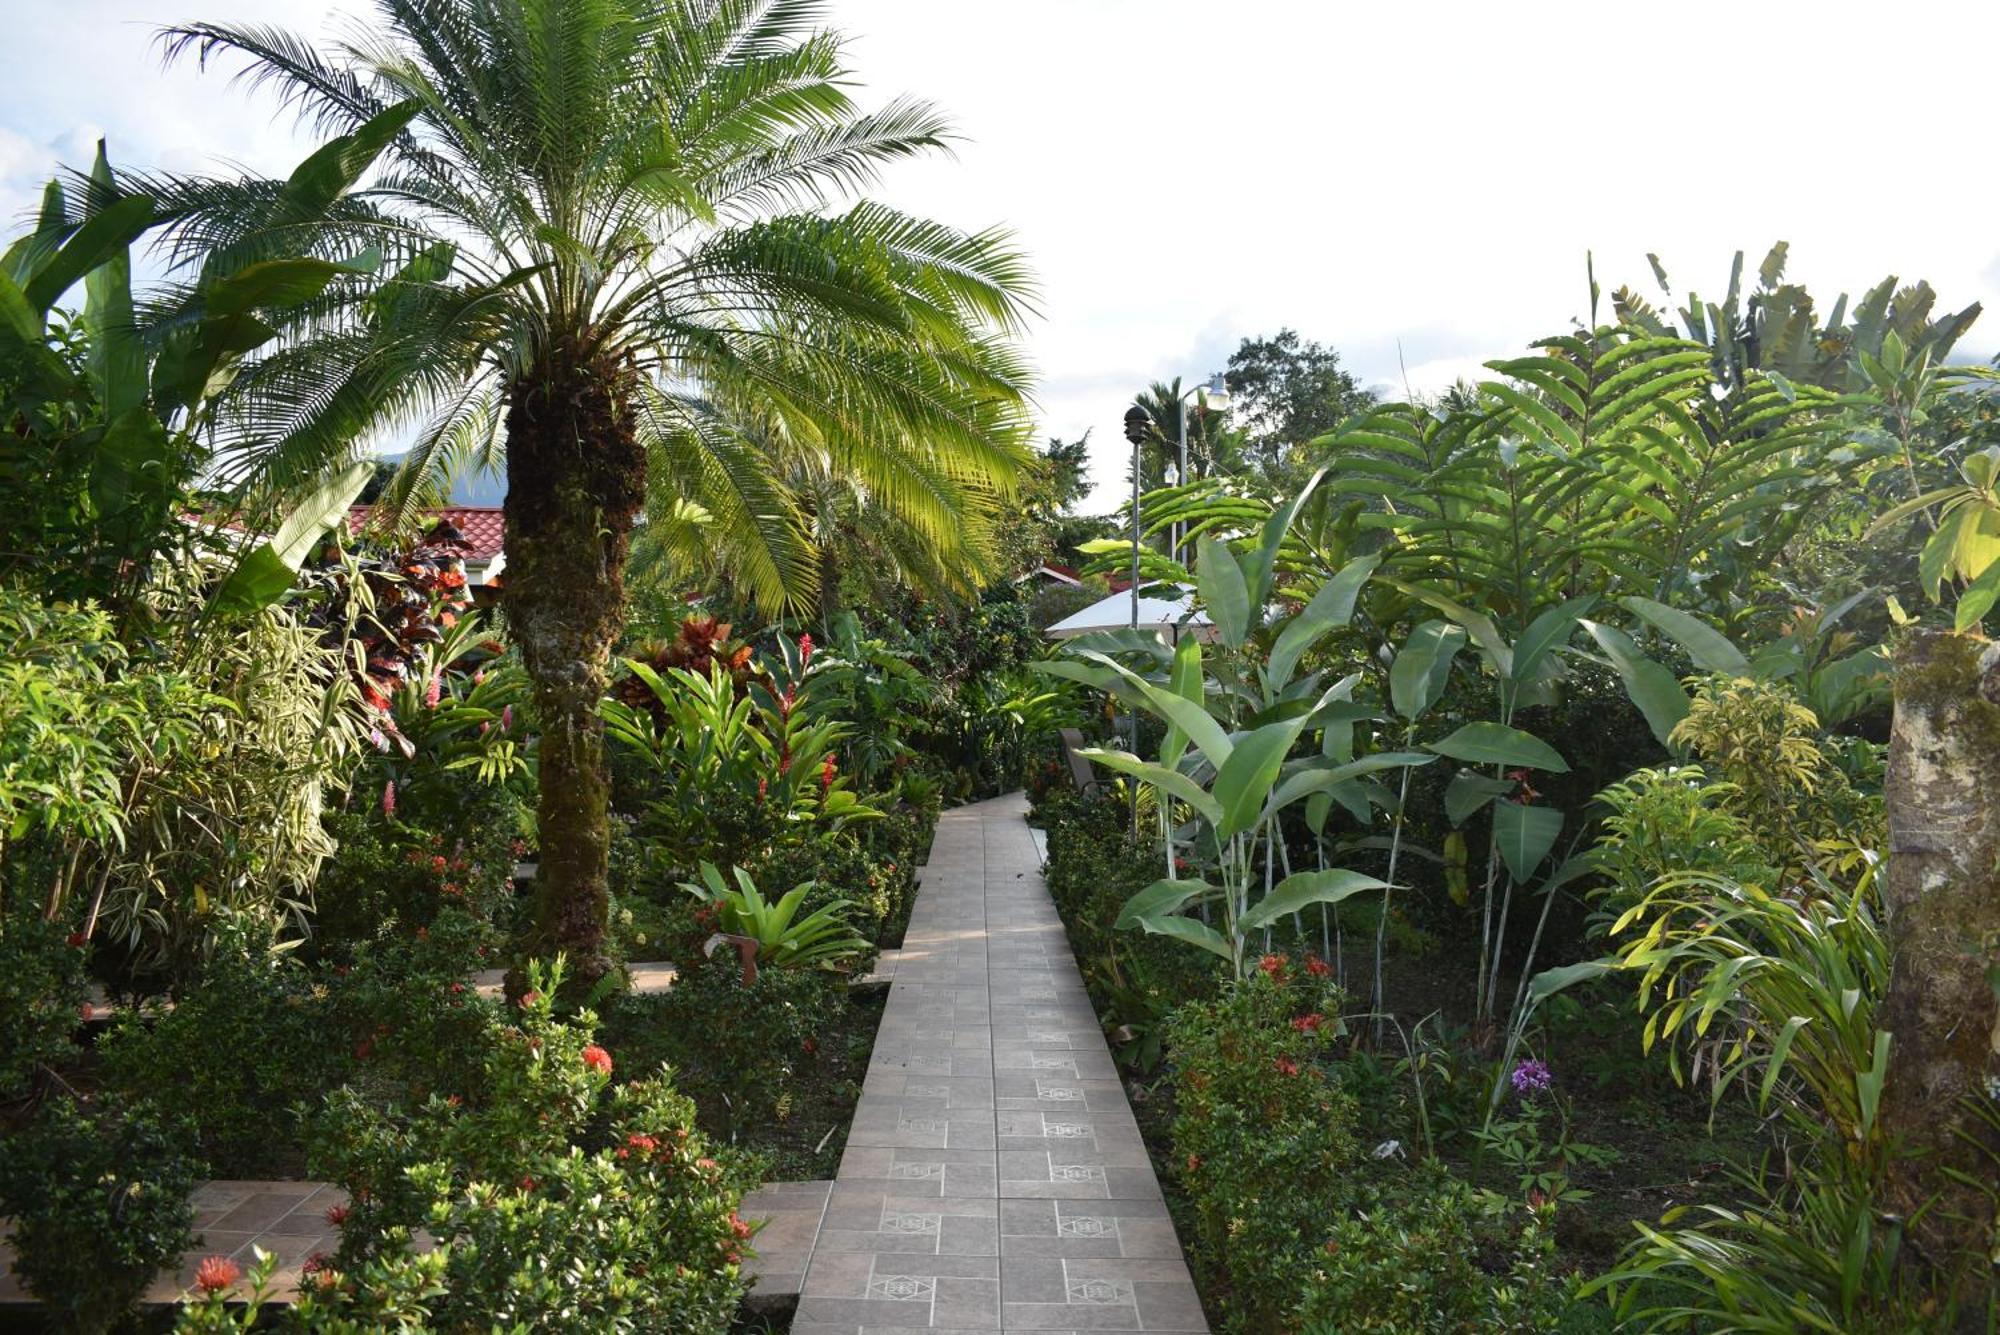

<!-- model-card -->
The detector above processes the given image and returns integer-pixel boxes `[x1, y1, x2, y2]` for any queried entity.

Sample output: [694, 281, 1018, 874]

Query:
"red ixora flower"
[65, 930, 86, 948]
[325, 1203, 350, 1227]
[582, 1044, 613, 1075]
[1291, 1013, 1324, 1034]
[1304, 954, 1331, 978]
[820, 753, 837, 792]
[1275, 1056, 1301, 1077]
[617, 1132, 658, 1160]
[1258, 954, 1287, 979]
[729, 1211, 754, 1240]
[517, 990, 541, 1010]
[194, 1255, 240, 1295]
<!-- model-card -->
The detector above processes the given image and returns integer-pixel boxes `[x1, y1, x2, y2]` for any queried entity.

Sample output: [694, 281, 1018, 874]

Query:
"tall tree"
[1223, 328, 1373, 478]
[157, 0, 1036, 984]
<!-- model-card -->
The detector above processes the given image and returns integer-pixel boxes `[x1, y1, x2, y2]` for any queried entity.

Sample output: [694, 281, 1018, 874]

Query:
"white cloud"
[8, 0, 2000, 508]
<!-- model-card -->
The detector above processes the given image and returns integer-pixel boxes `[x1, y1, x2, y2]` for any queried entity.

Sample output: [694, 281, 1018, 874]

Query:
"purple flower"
[1511, 1058, 1553, 1097]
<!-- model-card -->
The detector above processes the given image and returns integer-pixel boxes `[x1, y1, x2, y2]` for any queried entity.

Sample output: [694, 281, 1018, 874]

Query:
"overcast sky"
[8, 0, 2000, 508]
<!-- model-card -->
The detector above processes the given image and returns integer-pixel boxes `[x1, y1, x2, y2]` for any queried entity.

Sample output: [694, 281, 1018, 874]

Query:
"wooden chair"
[1059, 728, 1105, 798]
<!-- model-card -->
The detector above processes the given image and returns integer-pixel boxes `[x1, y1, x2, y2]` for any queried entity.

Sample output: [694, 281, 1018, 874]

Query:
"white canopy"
[1043, 586, 1217, 641]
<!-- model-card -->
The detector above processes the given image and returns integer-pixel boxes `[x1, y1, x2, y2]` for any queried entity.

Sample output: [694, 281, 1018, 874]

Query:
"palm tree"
[155, 0, 1037, 982]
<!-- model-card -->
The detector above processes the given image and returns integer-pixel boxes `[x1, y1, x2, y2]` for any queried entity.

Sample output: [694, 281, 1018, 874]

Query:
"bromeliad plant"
[680, 862, 871, 973]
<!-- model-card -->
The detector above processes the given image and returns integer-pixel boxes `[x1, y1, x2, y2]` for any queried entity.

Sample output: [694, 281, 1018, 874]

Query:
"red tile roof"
[347, 505, 506, 564]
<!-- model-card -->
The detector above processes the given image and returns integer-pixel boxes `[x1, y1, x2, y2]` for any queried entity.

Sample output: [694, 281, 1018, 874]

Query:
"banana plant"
[1583, 589, 1890, 747]
[0, 112, 416, 619]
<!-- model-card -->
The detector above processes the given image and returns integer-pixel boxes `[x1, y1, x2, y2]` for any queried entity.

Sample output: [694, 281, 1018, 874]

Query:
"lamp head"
[1123, 405, 1152, 445]
[1201, 372, 1232, 411]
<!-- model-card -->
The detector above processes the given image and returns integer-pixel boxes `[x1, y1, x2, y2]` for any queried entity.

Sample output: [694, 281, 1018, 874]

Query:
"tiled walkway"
[794, 792, 1208, 1335]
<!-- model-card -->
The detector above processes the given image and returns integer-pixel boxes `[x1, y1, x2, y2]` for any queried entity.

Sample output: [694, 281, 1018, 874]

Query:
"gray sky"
[8, 0, 2000, 508]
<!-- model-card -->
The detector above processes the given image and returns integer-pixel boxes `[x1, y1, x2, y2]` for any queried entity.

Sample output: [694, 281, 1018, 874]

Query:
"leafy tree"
[155, 0, 1036, 984]
[1224, 328, 1374, 477]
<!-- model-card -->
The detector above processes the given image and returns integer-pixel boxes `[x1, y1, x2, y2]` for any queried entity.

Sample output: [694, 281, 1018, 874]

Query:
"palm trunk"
[1880, 629, 2000, 1295]
[503, 346, 646, 994]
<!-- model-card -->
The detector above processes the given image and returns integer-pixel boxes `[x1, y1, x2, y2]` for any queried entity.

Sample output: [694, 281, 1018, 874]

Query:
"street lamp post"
[1122, 406, 1151, 839]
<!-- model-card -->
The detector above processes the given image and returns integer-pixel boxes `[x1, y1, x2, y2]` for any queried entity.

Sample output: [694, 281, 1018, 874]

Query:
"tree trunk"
[1881, 629, 2000, 1296]
[502, 345, 645, 994]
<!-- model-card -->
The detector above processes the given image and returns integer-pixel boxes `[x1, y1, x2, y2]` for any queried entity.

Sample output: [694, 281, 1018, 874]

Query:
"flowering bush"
[301, 959, 753, 1328]
[311, 789, 525, 957]
[0, 1096, 200, 1335]
[1164, 953, 1356, 1330]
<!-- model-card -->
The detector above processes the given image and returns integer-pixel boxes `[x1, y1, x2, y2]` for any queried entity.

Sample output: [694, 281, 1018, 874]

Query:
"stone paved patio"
[793, 792, 1208, 1334]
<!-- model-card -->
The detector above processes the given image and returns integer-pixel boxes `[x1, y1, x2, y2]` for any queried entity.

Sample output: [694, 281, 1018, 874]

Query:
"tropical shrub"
[0, 915, 89, 1102]
[98, 921, 351, 1175]
[605, 656, 879, 872]
[603, 956, 837, 1138]
[1165, 954, 1355, 1329]
[305, 961, 753, 1328]
[751, 833, 906, 947]
[311, 802, 523, 958]
[0, 1096, 200, 1335]
[1289, 1163, 1584, 1333]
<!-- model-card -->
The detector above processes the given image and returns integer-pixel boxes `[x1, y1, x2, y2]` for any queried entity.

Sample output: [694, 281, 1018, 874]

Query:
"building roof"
[347, 505, 506, 565]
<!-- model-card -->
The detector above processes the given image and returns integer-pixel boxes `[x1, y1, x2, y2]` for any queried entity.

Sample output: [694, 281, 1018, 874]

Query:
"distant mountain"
[377, 453, 507, 507]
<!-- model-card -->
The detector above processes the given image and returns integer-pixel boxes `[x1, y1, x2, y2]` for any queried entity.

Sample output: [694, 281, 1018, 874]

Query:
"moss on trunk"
[501, 343, 645, 993]
[1882, 628, 2000, 1299]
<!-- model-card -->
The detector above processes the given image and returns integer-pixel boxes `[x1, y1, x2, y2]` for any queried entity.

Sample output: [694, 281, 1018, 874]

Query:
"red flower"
[1185, 1153, 1201, 1174]
[729, 1211, 754, 1240]
[380, 781, 397, 818]
[325, 1204, 350, 1226]
[518, 990, 541, 1010]
[1291, 1013, 1324, 1034]
[354, 1040, 373, 1061]
[756, 776, 768, 803]
[1275, 1056, 1301, 1076]
[1258, 954, 1287, 979]
[194, 1255, 240, 1295]
[582, 1044, 613, 1075]
[301, 1252, 332, 1278]
[801, 1036, 818, 1056]
[1304, 954, 1331, 978]
[65, 931, 86, 949]
[617, 1132, 658, 1160]
[820, 753, 837, 792]
[424, 675, 442, 709]
[696, 1157, 718, 1174]
[1527, 1187, 1549, 1209]
[518, 1176, 537, 1193]
[798, 632, 814, 668]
